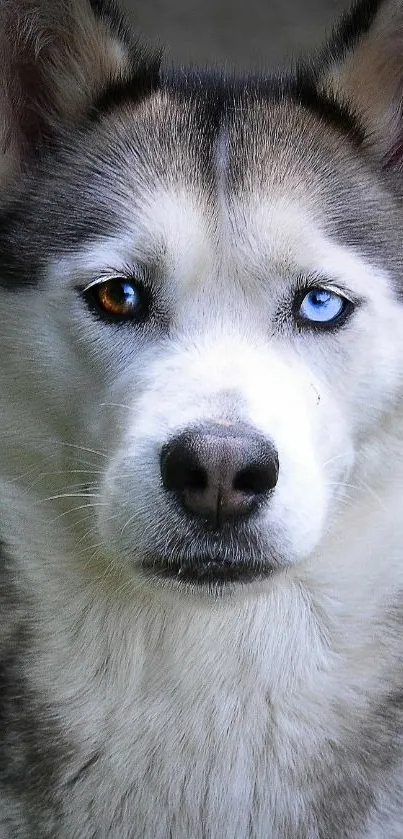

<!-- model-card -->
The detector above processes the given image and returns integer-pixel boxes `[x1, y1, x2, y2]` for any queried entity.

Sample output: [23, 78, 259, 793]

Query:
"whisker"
[120, 511, 140, 537]
[356, 479, 387, 512]
[37, 469, 104, 477]
[323, 453, 351, 469]
[36, 492, 102, 504]
[49, 502, 108, 523]
[328, 481, 359, 491]
[100, 402, 130, 411]
[59, 443, 108, 460]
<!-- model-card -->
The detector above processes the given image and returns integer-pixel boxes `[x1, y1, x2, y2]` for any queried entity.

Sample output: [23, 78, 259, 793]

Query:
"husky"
[2, 0, 403, 836]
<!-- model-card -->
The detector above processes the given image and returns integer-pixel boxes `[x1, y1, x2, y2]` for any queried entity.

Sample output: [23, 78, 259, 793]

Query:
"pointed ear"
[317, 0, 403, 167]
[0, 0, 153, 182]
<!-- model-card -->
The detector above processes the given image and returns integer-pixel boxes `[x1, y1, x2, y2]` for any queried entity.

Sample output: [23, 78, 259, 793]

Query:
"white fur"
[2, 0, 403, 832]
[2, 180, 403, 835]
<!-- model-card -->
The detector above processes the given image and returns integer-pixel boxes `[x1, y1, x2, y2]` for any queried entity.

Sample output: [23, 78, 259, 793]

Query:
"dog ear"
[0, 0, 156, 182]
[317, 0, 403, 168]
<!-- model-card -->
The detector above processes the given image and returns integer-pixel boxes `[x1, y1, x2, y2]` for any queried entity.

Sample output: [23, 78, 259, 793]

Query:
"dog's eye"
[296, 288, 351, 327]
[83, 277, 150, 322]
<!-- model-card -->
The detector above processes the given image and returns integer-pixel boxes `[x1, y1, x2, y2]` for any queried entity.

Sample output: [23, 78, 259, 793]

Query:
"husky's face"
[1, 0, 403, 591]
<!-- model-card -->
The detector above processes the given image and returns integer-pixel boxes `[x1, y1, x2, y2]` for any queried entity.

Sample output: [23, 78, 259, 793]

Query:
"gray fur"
[2, 0, 403, 837]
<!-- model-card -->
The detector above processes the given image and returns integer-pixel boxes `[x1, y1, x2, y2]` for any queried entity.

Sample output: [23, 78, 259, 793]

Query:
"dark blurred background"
[120, 0, 350, 70]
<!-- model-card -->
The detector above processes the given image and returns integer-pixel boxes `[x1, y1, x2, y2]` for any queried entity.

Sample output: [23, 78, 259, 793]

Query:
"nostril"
[187, 465, 208, 492]
[160, 440, 207, 494]
[233, 458, 279, 496]
[234, 465, 266, 494]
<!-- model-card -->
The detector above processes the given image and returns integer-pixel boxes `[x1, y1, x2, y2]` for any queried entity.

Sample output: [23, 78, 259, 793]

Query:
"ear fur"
[0, 0, 148, 182]
[317, 0, 403, 167]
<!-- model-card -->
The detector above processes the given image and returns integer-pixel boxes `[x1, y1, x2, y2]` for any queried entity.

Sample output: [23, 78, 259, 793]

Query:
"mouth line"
[142, 555, 275, 586]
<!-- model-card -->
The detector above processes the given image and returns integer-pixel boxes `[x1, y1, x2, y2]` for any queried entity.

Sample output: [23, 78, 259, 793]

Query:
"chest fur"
[14, 581, 401, 839]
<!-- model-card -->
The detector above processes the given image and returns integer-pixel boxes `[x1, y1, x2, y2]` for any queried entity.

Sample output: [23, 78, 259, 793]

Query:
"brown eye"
[84, 277, 150, 322]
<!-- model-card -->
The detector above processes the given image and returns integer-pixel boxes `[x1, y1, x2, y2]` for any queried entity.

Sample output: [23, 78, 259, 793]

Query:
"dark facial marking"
[89, 52, 162, 121]
[88, 0, 132, 46]
[321, 0, 385, 68]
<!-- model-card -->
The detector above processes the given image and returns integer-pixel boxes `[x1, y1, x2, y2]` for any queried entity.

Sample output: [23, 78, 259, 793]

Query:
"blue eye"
[297, 287, 349, 326]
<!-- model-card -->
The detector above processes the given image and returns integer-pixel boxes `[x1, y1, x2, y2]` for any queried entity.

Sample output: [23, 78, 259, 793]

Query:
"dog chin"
[141, 552, 279, 589]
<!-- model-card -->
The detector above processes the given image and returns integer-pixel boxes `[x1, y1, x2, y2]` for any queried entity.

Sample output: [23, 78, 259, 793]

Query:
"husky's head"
[1, 0, 403, 593]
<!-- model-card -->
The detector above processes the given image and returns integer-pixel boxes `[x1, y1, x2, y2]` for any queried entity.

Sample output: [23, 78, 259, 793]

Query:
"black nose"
[160, 423, 279, 528]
